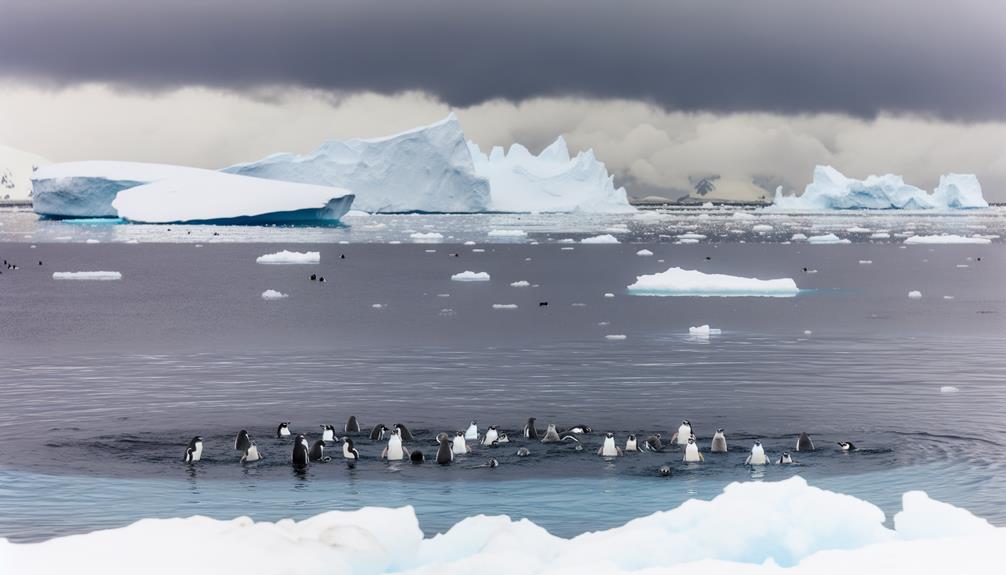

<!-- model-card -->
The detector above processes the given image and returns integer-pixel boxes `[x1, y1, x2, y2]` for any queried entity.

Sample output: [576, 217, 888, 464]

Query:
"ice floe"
[689, 325, 722, 336]
[509, 280, 530, 287]
[52, 271, 122, 281]
[908, 290, 923, 299]
[451, 271, 490, 282]
[636, 249, 653, 256]
[255, 250, 320, 265]
[409, 232, 443, 241]
[605, 334, 627, 340]
[487, 229, 527, 237]
[807, 233, 851, 245]
[260, 290, 288, 300]
[580, 234, 620, 244]
[904, 235, 992, 245]
[492, 303, 518, 310]
[628, 267, 799, 297]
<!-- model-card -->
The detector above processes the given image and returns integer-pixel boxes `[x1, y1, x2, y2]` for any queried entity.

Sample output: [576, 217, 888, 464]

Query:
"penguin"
[309, 440, 330, 462]
[370, 424, 389, 441]
[795, 432, 815, 452]
[778, 452, 794, 464]
[625, 434, 639, 452]
[598, 432, 623, 457]
[318, 277, 326, 283]
[340, 254, 346, 259]
[683, 437, 705, 462]
[452, 431, 472, 455]
[436, 437, 454, 465]
[342, 437, 361, 460]
[516, 447, 531, 457]
[241, 442, 262, 463]
[745, 441, 771, 465]
[837, 441, 857, 452]
[410, 450, 425, 464]
[710, 429, 728, 453]
[464, 420, 479, 440]
[292, 435, 309, 469]
[382, 429, 410, 461]
[435, 432, 450, 444]
[541, 424, 579, 443]
[671, 420, 693, 445]
[658, 465, 672, 477]
[234, 430, 252, 452]
[310, 274, 317, 281]
[184, 436, 203, 463]
[481, 425, 500, 446]
[395, 423, 415, 442]
[345, 416, 361, 433]
[487, 457, 499, 468]
[644, 434, 664, 452]
[276, 422, 291, 438]
[563, 425, 592, 435]
[321, 425, 338, 442]
[523, 417, 538, 439]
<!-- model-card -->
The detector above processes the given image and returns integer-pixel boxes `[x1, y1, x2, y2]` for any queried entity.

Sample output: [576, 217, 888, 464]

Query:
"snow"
[260, 290, 288, 300]
[908, 290, 923, 299]
[450, 271, 490, 282]
[772, 165, 989, 210]
[807, 233, 851, 244]
[226, 114, 490, 213]
[52, 271, 122, 281]
[628, 267, 799, 297]
[904, 234, 991, 245]
[689, 325, 722, 336]
[0, 144, 49, 201]
[487, 229, 527, 237]
[580, 234, 620, 244]
[256, 250, 320, 265]
[468, 136, 635, 213]
[4, 477, 1002, 575]
[636, 249, 653, 256]
[509, 281, 530, 287]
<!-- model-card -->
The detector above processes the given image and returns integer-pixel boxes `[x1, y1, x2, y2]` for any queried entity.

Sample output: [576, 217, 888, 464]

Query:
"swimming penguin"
[598, 432, 623, 457]
[292, 435, 310, 469]
[464, 420, 479, 440]
[563, 425, 592, 435]
[644, 434, 664, 452]
[658, 465, 672, 477]
[671, 420, 693, 445]
[435, 432, 450, 444]
[321, 425, 337, 442]
[541, 424, 579, 443]
[516, 447, 531, 457]
[241, 442, 262, 463]
[234, 429, 252, 452]
[710, 429, 728, 453]
[683, 437, 705, 462]
[745, 441, 771, 465]
[452, 432, 472, 455]
[382, 429, 410, 461]
[395, 423, 415, 442]
[436, 437, 454, 465]
[184, 436, 203, 463]
[276, 422, 291, 438]
[370, 424, 389, 441]
[837, 441, 857, 452]
[778, 452, 794, 464]
[342, 437, 361, 461]
[318, 277, 326, 283]
[309, 439, 330, 462]
[410, 450, 425, 464]
[487, 457, 499, 468]
[625, 434, 639, 452]
[795, 432, 815, 452]
[310, 274, 317, 281]
[523, 417, 538, 439]
[481, 425, 500, 446]
[345, 416, 361, 433]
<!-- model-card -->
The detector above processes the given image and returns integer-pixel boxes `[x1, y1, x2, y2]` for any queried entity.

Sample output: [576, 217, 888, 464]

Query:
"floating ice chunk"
[956, 264, 969, 268]
[701, 201, 715, 208]
[636, 249, 654, 256]
[560, 247, 575, 251]
[52, 271, 122, 281]
[931, 173, 989, 209]
[487, 229, 527, 237]
[472, 248, 485, 253]
[870, 232, 891, 239]
[859, 260, 873, 265]
[791, 233, 808, 241]
[492, 303, 518, 309]
[731, 212, 755, 220]
[260, 290, 288, 300]
[580, 234, 620, 244]
[846, 227, 872, 233]
[677, 232, 707, 240]
[904, 235, 991, 245]
[628, 267, 799, 297]
[410, 232, 443, 241]
[908, 290, 923, 299]
[256, 250, 320, 265]
[424, 249, 437, 253]
[678, 238, 699, 244]
[510, 280, 530, 287]
[605, 334, 627, 340]
[752, 224, 774, 232]
[940, 386, 960, 393]
[807, 233, 851, 244]
[85, 239, 101, 244]
[558, 238, 575, 243]
[689, 325, 722, 336]
[451, 271, 490, 282]
[804, 330, 813, 335]
[371, 303, 384, 309]
[604, 293, 615, 298]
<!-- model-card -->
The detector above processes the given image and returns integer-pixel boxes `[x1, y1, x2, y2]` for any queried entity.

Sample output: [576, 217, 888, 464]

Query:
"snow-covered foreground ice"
[2, 477, 1001, 575]
[51, 271, 122, 281]
[255, 250, 320, 264]
[628, 267, 800, 297]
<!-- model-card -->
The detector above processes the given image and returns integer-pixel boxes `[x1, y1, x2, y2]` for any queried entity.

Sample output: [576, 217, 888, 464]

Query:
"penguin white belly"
[625, 438, 638, 452]
[464, 425, 478, 440]
[192, 444, 203, 461]
[748, 448, 769, 465]
[387, 439, 404, 461]
[322, 429, 335, 442]
[676, 425, 691, 445]
[452, 437, 468, 455]
[279, 428, 290, 437]
[600, 438, 619, 457]
[243, 445, 261, 462]
[343, 444, 356, 459]
[683, 444, 702, 462]
[483, 429, 499, 445]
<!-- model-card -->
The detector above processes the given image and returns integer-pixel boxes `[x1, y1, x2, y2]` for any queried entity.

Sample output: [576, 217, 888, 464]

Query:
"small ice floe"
[388, 240, 402, 244]
[604, 292, 615, 298]
[804, 330, 813, 335]
[940, 386, 960, 393]
[859, 260, 873, 265]
[425, 249, 437, 253]
[256, 250, 320, 264]
[701, 201, 715, 208]
[464, 240, 476, 246]
[943, 295, 955, 300]
[487, 229, 527, 237]
[904, 234, 991, 245]
[85, 239, 101, 244]
[571, 302, 587, 307]
[605, 334, 627, 340]
[437, 293, 451, 298]
[956, 264, 969, 268]
[677, 232, 707, 240]
[472, 248, 485, 252]
[559, 238, 575, 243]
[581, 234, 620, 244]
[628, 267, 799, 297]
[371, 303, 384, 309]
[410, 232, 443, 241]
[451, 271, 490, 282]
[908, 290, 923, 299]
[561, 247, 575, 251]
[752, 224, 774, 232]
[598, 321, 610, 326]
[790, 233, 808, 241]
[731, 212, 755, 220]
[689, 325, 722, 336]
[492, 304, 518, 310]
[846, 227, 872, 233]
[261, 289, 288, 300]
[870, 232, 891, 239]
[678, 238, 699, 244]
[807, 234, 851, 244]
[52, 271, 122, 281]
[510, 280, 530, 287]
[636, 249, 654, 256]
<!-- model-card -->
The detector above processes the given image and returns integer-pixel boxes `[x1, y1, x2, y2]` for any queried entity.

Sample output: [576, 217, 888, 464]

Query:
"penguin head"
[470, 420, 478, 426]
[489, 425, 497, 430]
[628, 434, 636, 441]
[390, 428, 400, 437]
[753, 440, 762, 448]
[499, 433, 508, 441]
[193, 436, 203, 443]
[488, 458, 498, 468]
[527, 417, 536, 423]
[605, 432, 614, 439]
[682, 420, 690, 426]
[687, 437, 695, 445]
[455, 431, 464, 437]
[716, 428, 724, 434]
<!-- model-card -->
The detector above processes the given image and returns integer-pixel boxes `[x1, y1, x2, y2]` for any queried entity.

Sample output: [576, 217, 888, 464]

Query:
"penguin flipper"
[403, 446, 411, 457]
[596, 447, 604, 455]
[699, 452, 705, 462]
[561, 435, 580, 442]
[616, 448, 624, 456]
[745, 456, 752, 465]
[670, 432, 679, 444]
[381, 447, 388, 459]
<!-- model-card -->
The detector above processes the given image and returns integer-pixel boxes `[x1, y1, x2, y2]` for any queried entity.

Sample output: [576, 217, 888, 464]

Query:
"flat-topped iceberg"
[256, 250, 321, 264]
[3, 477, 1002, 575]
[225, 114, 490, 213]
[450, 271, 490, 282]
[628, 267, 799, 297]
[904, 234, 991, 245]
[0, 145, 48, 201]
[52, 271, 122, 281]
[772, 165, 989, 210]
[468, 136, 635, 213]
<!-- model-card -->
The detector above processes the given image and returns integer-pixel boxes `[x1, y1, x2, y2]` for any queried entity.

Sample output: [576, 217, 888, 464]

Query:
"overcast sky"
[1, 0, 1004, 200]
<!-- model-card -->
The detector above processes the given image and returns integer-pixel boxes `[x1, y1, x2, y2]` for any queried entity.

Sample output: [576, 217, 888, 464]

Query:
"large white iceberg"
[225, 114, 491, 213]
[468, 136, 635, 213]
[0, 145, 48, 201]
[904, 234, 992, 245]
[628, 267, 800, 297]
[772, 165, 989, 210]
[2, 477, 1002, 575]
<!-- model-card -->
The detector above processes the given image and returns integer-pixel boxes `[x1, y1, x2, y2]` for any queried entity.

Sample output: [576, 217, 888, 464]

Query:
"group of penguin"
[182, 416, 858, 475]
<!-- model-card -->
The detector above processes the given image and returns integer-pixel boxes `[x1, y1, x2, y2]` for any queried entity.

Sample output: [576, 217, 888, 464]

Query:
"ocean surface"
[0, 207, 1003, 542]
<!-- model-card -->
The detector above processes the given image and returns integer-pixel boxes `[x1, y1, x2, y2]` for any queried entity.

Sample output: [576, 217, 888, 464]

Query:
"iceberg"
[807, 233, 851, 244]
[3, 477, 1002, 575]
[468, 136, 635, 213]
[628, 267, 800, 297]
[450, 271, 490, 282]
[255, 251, 320, 265]
[225, 114, 491, 213]
[904, 234, 991, 245]
[772, 165, 989, 210]
[581, 234, 620, 244]
[0, 145, 48, 201]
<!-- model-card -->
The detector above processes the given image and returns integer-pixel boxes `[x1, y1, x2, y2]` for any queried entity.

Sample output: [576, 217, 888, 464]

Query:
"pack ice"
[772, 166, 988, 210]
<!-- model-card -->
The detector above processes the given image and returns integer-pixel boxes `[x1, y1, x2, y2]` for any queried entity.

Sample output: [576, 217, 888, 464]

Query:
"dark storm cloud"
[1, 0, 1003, 119]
